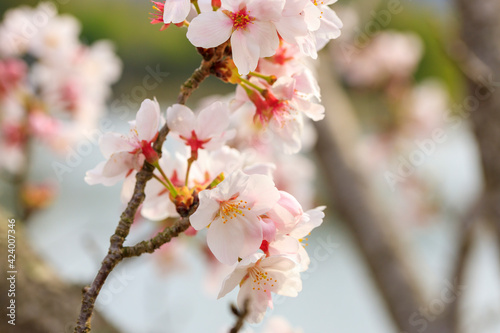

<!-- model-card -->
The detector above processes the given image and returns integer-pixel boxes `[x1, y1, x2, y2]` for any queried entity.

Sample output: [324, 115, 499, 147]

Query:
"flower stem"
[239, 77, 265, 93]
[152, 161, 179, 198]
[152, 173, 170, 189]
[191, 0, 201, 14]
[185, 157, 195, 186]
[249, 71, 277, 85]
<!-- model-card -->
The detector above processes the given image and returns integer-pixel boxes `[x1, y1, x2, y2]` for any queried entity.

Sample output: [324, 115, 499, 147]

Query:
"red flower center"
[180, 130, 211, 160]
[227, 9, 255, 30]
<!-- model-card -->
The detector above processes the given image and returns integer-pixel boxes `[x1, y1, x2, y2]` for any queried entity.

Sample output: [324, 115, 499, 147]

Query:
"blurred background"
[1, 0, 500, 332]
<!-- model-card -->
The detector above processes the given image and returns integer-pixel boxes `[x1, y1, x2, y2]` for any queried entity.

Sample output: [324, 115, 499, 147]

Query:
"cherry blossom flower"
[335, 31, 423, 88]
[28, 110, 67, 151]
[85, 99, 161, 186]
[233, 75, 324, 153]
[140, 142, 265, 221]
[32, 40, 122, 129]
[267, 191, 303, 233]
[0, 58, 27, 98]
[257, 41, 308, 78]
[292, 0, 342, 58]
[271, 214, 325, 270]
[190, 145, 244, 184]
[186, 0, 285, 75]
[0, 2, 57, 57]
[218, 253, 302, 323]
[0, 121, 26, 174]
[150, 1, 190, 30]
[0, 2, 82, 61]
[263, 191, 325, 270]
[166, 102, 235, 159]
[273, 0, 316, 47]
[30, 14, 82, 61]
[309, 0, 343, 51]
[190, 170, 280, 264]
[150, 1, 168, 28]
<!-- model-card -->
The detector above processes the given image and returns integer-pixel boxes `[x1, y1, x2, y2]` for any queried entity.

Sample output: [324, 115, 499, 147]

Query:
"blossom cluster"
[86, 98, 326, 322]
[150, 0, 343, 154]
[0, 2, 121, 174]
[85, 0, 342, 324]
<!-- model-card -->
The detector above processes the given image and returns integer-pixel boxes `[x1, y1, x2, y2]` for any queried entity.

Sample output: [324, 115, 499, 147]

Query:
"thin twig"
[122, 216, 192, 258]
[229, 299, 250, 333]
[75, 162, 155, 333]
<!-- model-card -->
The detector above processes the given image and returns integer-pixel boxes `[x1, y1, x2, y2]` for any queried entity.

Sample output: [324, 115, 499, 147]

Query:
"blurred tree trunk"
[316, 1, 500, 331]
[0, 209, 119, 333]
[456, 0, 500, 243]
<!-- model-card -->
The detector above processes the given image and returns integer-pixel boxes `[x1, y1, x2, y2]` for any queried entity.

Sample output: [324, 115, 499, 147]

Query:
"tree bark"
[456, 0, 500, 231]
[314, 49, 456, 333]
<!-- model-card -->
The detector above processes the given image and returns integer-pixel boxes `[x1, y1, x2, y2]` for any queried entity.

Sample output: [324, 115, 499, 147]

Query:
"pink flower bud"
[141, 140, 159, 164]
[211, 0, 221, 9]
[260, 217, 277, 243]
[267, 191, 303, 233]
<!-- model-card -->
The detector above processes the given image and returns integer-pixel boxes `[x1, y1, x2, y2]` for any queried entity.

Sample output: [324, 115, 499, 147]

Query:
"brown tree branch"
[75, 161, 156, 333]
[74, 43, 229, 333]
[455, 0, 500, 223]
[122, 217, 192, 258]
[315, 48, 431, 333]
[229, 300, 250, 333]
[446, 200, 482, 331]
[452, 1, 500, 329]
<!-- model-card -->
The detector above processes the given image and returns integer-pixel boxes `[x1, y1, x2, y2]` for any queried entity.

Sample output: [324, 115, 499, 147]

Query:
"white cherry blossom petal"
[196, 101, 230, 140]
[102, 151, 135, 178]
[243, 174, 280, 214]
[289, 206, 325, 238]
[99, 132, 135, 158]
[296, 97, 325, 121]
[166, 104, 197, 138]
[136, 98, 160, 142]
[317, 6, 342, 39]
[237, 281, 270, 323]
[186, 11, 233, 48]
[163, 0, 192, 24]
[190, 190, 221, 229]
[84, 161, 123, 186]
[207, 215, 247, 265]
[218, 254, 262, 298]
[231, 29, 260, 75]
[247, 0, 285, 22]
